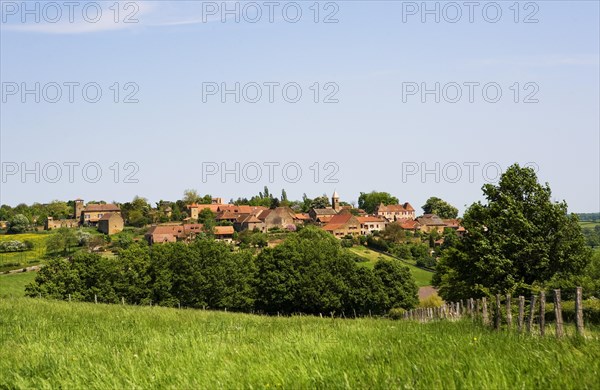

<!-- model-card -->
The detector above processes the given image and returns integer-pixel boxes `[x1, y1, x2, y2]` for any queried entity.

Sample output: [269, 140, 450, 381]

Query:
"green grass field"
[349, 246, 433, 287]
[0, 298, 599, 389]
[579, 221, 600, 229]
[0, 271, 38, 298]
[0, 233, 50, 272]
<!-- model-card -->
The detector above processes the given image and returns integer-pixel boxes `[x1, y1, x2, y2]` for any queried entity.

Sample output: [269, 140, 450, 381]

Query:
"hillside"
[1, 298, 599, 388]
[349, 246, 433, 287]
[0, 271, 37, 298]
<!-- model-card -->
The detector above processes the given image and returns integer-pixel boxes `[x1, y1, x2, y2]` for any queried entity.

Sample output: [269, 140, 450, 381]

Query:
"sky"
[0, 0, 599, 214]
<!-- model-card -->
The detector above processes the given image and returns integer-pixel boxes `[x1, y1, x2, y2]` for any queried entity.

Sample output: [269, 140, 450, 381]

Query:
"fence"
[401, 287, 587, 338]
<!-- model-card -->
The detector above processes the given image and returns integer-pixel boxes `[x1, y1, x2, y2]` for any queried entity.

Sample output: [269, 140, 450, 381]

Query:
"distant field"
[0, 298, 599, 389]
[349, 246, 433, 287]
[579, 221, 600, 229]
[0, 271, 37, 298]
[0, 233, 50, 272]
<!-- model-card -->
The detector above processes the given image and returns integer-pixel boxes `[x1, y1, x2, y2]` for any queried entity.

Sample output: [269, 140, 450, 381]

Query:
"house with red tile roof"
[235, 214, 265, 232]
[145, 223, 204, 244]
[322, 211, 361, 238]
[214, 225, 235, 242]
[257, 207, 299, 231]
[416, 214, 447, 234]
[81, 203, 121, 225]
[356, 215, 388, 235]
[397, 219, 421, 231]
[375, 202, 415, 222]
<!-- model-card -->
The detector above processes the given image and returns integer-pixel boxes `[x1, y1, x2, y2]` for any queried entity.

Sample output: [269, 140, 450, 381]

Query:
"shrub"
[340, 238, 353, 248]
[0, 240, 28, 252]
[416, 256, 437, 269]
[544, 298, 600, 324]
[388, 307, 406, 320]
[418, 294, 443, 308]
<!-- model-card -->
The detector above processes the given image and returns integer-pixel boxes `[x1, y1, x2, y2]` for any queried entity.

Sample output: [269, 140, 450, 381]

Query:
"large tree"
[309, 195, 331, 209]
[7, 214, 29, 234]
[46, 228, 78, 256]
[358, 192, 399, 214]
[421, 197, 459, 219]
[433, 164, 591, 301]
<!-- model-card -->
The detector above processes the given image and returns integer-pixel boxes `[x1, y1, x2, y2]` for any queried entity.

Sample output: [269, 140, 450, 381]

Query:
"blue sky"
[1, 0, 599, 214]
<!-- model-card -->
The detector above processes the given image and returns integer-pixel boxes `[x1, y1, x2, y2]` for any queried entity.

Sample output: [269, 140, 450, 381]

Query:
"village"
[40, 191, 465, 247]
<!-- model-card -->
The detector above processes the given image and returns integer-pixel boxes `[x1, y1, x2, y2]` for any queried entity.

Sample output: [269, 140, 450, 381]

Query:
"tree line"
[26, 227, 419, 316]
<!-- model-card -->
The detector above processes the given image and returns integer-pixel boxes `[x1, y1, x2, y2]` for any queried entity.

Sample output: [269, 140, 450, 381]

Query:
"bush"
[416, 256, 437, 269]
[544, 298, 600, 324]
[0, 240, 28, 252]
[388, 307, 406, 320]
[418, 294, 443, 308]
[340, 238, 353, 248]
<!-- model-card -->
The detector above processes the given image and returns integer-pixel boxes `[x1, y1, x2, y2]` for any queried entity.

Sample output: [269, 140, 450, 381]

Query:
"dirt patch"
[418, 286, 438, 300]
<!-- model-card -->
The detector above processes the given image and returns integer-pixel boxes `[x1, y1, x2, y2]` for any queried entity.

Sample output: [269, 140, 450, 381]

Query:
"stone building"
[97, 213, 124, 235]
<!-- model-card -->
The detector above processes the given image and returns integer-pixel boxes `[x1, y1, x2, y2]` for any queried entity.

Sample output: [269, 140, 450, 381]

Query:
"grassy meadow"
[0, 271, 38, 298]
[0, 233, 50, 272]
[349, 246, 433, 287]
[1, 297, 599, 389]
[579, 220, 600, 229]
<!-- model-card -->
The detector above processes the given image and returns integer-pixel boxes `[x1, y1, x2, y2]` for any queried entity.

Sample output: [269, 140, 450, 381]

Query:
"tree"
[197, 208, 216, 236]
[270, 197, 280, 209]
[46, 200, 72, 219]
[309, 195, 330, 209]
[122, 196, 151, 227]
[7, 214, 29, 234]
[0, 204, 14, 221]
[46, 228, 78, 256]
[373, 260, 419, 310]
[183, 189, 201, 205]
[422, 197, 459, 219]
[433, 164, 591, 301]
[358, 192, 399, 214]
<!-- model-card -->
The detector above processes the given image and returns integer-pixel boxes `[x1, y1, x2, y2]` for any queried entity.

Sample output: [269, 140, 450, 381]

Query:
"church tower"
[74, 199, 84, 221]
[332, 191, 340, 211]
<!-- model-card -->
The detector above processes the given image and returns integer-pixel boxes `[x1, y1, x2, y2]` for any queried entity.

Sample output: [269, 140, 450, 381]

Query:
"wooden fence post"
[122, 297, 125, 305]
[527, 295, 537, 334]
[482, 297, 489, 325]
[475, 299, 480, 319]
[94, 294, 97, 304]
[494, 294, 502, 330]
[539, 291, 546, 336]
[506, 294, 512, 329]
[575, 287, 584, 337]
[554, 289, 564, 338]
[68, 294, 71, 302]
[518, 296, 525, 332]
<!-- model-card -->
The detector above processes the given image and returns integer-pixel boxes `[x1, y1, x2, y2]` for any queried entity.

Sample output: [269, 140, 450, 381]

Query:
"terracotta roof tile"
[84, 203, 120, 212]
[214, 226, 234, 235]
